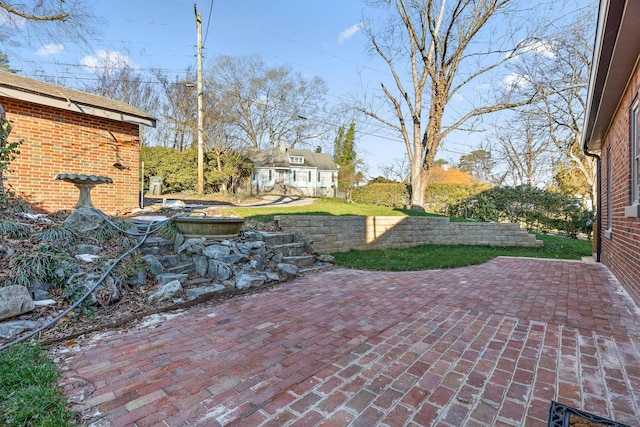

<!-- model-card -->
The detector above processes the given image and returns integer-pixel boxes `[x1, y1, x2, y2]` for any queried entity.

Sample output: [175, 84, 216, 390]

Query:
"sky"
[5, 0, 595, 179]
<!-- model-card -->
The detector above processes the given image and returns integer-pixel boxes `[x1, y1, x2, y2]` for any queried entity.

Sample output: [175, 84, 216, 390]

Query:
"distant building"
[247, 142, 338, 197]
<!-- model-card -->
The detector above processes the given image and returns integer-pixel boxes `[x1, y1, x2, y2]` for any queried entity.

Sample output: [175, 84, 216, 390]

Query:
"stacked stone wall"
[275, 216, 542, 253]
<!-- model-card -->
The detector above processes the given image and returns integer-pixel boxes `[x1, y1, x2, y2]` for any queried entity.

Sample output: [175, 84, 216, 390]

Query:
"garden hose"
[0, 211, 181, 352]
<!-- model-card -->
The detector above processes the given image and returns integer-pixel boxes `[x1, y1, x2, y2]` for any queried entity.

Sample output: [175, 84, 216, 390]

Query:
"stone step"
[282, 255, 317, 268]
[270, 242, 307, 257]
[166, 262, 195, 275]
[259, 232, 296, 247]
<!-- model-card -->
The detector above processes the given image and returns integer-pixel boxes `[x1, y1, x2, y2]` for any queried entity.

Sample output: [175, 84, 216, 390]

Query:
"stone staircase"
[135, 224, 333, 284]
[258, 231, 332, 274]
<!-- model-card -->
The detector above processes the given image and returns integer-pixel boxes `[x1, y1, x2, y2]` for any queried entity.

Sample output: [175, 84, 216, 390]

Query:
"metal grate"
[548, 401, 633, 427]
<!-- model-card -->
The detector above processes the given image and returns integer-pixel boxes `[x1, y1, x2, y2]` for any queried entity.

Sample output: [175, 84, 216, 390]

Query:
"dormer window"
[289, 155, 304, 164]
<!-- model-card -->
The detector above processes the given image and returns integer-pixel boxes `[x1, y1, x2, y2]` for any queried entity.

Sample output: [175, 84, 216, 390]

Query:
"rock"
[317, 254, 335, 264]
[76, 244, 102, 255]
[235, 274, 265, 290]
[242, 230, 265, 241]
[173, 233, 185, 252]
[143, 255, 165, 275]
[221, 254, 249, 265]
[63, 208, 105, 233]
[33, 299, 56, 306]
[248, 257, 265, 270]
[277, 263, 299, 277]
[207, 260, 232, 281]
[148, 280, 183, 303]
[0, 319, 43, 339]
[157, 273, 188, 285]
[266, 272, 280, 282]
[185, 284, 225, 300]
[31, 289, 50, 300]
[235, 241, 264, 255]
[125, 271, 147, 286]
[0, 286, 35, 321]
[202, 245, 231, 259]
[177, 238, 205, 255]
[193, 255, 208, 276]
[159, 255, 182, 267]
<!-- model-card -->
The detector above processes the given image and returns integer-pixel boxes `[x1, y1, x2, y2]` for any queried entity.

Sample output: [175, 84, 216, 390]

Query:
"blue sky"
[6, 0, 594, 179]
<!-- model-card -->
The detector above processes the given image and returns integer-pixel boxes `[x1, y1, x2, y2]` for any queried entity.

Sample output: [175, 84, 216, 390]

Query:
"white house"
[247, 142, 339, 197]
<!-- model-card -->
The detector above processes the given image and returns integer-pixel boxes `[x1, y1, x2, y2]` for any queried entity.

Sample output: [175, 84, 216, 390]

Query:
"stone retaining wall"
[274, 216, 542, 253]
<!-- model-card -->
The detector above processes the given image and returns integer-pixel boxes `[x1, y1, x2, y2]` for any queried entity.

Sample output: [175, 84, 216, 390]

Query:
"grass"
[220, 197, 447, 222]
[332, 233, 593, 271]
[0, 344, 76, 427]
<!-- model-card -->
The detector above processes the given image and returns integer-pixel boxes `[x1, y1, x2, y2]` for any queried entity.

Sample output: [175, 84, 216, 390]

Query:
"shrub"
[352, 183, 408, 208]
[424, 183, 491, 215]
[454, 185, 586, 236]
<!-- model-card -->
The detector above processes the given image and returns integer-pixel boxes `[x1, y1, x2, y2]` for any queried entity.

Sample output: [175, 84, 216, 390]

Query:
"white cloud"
[507, 39, 557, 61]
[80, 50, 136, 72]
[36, 44, 64, 56]
[501, 72, 532, 90]
[338, 22, 365, 44]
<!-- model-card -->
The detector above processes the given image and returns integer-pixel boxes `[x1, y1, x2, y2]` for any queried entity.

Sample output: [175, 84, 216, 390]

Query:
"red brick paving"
[56, 257, 640, 426]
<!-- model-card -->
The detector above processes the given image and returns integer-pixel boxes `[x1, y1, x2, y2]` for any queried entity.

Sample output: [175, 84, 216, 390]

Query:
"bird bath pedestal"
[55, 173, 113, 209]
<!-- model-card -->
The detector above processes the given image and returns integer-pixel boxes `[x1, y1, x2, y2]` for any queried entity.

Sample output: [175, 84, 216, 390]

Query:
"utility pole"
[195, 3, 204, 194]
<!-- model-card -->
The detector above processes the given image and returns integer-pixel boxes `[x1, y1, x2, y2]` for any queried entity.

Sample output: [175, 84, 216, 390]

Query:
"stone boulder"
[63, 208, 105, 233]
[0, 285, 35, 321]
[148, 280, 183, 303]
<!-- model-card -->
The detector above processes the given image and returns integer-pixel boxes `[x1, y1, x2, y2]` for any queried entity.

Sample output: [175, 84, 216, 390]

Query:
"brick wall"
[275, 215, 542, 254]
[600, 63, 640, 306]
[1, 96, 141, 215]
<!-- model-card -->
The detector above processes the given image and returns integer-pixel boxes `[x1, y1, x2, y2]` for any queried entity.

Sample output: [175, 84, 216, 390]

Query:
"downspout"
[583, 148, 601, 262]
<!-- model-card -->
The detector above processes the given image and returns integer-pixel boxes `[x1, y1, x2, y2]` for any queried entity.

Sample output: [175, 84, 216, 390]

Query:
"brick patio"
[56, 257, 640, 426]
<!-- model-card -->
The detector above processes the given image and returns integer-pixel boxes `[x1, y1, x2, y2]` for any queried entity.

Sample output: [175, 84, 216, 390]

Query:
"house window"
[289, 156, 304, 164]
[308, 171, 312, 181]
[626, 97, 640, 217]
[293, 171, 296, 181]
[268, 170, 273, 181]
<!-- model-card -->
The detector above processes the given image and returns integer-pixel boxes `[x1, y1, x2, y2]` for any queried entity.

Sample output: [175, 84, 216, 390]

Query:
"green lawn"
[332, 233, 593, 271]
[220, 197, 446, 222]
[0, 344, 76, 427]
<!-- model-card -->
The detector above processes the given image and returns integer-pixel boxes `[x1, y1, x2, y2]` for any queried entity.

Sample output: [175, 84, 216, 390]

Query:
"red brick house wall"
[600, 64, 640, 305]
[2, 96, 142, 215]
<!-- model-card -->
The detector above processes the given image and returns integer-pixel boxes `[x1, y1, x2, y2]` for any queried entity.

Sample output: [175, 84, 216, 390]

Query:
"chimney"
[278, 140, 286, 154]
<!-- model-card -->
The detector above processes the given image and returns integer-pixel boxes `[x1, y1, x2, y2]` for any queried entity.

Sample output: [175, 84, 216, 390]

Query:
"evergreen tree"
[333, 122, 361, 200]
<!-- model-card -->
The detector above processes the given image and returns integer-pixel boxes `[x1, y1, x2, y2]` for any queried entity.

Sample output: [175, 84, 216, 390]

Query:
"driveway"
[56, 257, 640, 426]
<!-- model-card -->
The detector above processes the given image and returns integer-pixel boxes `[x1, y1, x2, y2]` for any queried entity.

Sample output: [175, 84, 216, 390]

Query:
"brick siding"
[1, 96, 140, 215]
[600, 63, 640, 306]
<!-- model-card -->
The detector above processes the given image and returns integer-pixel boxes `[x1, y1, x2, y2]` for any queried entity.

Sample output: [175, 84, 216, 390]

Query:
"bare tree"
[379, 155, 410, 183]
[359, 0, 552, 209]
[493, 112, 554, 187]
[0, 1, 98, 48]
[155, 70, 198, 151]
[506, 7, 597, 205]
[209, 54, 329, 150]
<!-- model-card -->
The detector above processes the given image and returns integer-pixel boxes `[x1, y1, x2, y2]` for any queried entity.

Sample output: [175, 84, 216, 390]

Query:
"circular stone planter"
[173, 216, 245, 239]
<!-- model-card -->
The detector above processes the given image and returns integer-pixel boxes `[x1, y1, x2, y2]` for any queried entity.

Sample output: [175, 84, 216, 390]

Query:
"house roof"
[0, 70, 156, 128]
[582, 0, 640, 152]
[247, 146, 338, 171]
